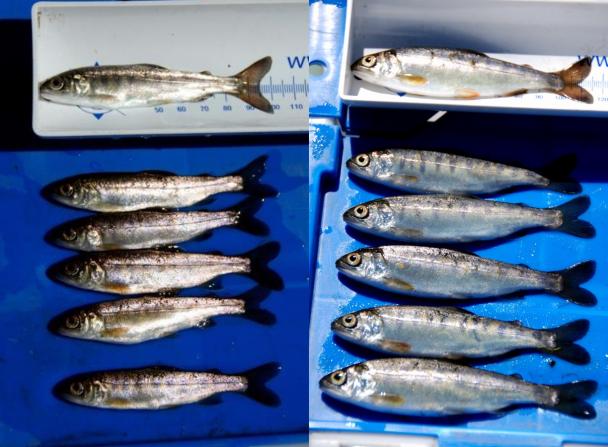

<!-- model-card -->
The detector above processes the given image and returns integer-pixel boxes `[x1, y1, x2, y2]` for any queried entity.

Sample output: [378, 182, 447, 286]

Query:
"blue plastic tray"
[0, 144, 308, 446]
[309, 0, 346, 118]
[308, 112, 608, 446]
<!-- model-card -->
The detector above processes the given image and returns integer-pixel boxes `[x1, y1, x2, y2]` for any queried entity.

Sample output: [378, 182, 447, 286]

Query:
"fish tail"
[235, 286, 275, 325]
[545, 380, 597, 419]
[552, 195, 595, 238]
[552, 261, 596, 306]
[539, 154, 582, 194]
[244, 242, 284, 291]
[233, 56, 274, 113]
[242, 362, 281, 407]
[232, 155, 277, 198]
[229, 196, 270, 236]
[543, 319, 590, 364]
[552, 57, 593, 103]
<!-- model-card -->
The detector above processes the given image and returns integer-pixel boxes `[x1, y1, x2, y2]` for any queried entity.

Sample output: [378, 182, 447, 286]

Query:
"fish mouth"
[330, 318, 341, 332]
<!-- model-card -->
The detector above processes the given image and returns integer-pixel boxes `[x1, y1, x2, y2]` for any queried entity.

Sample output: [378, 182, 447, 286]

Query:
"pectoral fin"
[379, 340, 411, 354]
[385, 278, 414, 291]
[398, 74, 427, 86]
[370, 393, 406, 407]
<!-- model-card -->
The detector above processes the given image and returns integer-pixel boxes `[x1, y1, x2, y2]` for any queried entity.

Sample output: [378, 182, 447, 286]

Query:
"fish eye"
[62, 228, 78, 241]
[49, 77, 64, 91]
[330, 371, 347, 386]
[353, 205, 368, 219]
[355, 154, 370, 167]
[65, 315, 80, 329]
[70, 381, 84, 396]
[345, 253, 362, 267]
[341, 314, 358, 328]
[361, 55, 377, 68]
[59, 184, 74, 197]
[64, 263, 80, 276]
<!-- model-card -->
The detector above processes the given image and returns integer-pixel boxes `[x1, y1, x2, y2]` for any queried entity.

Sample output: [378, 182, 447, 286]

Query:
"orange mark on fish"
[455, 88, 480, 99]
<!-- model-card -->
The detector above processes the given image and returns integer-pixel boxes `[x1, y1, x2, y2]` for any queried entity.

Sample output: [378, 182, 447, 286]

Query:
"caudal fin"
[553, 261, 596, 306]
[553, 57, 594, 104]
[539, 154, 581, 194]
[546, 380, 597, 419]
[232, 156, 277, 198]
[228, 196, 270, 236]
[234, 56, 273, 113]
[553, 196, 595, 238]
[242, 362, 281, 407]
[236, 286, 275, 325]
[543, 319, 590, 364]
[244, 242, 284, 291]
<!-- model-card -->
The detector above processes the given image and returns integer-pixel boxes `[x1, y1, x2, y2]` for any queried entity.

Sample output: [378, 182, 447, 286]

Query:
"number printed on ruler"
[153, 55, 309, 115]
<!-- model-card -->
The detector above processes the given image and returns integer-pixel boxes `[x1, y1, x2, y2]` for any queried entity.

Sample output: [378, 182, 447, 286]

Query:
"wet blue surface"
[0, 145, 308, 446]
[309, 113, 608, 445]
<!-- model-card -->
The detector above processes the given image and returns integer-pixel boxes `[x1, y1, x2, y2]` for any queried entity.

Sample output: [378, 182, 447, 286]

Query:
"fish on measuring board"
[54, 363, 281, 410]
[43, 156, 276, 212]
[332, 306, 590, 364]
[336, 245, 596, 306]
[351, 48, 593, 103]
[320, 358, 597, 419]
[47, 197, 269, 251]
[48, 242, 284, 295]
[346, 150, 581, 195]
[49, 287, 274, 344]
[343, 195, 594, 243]
[39, 56, 274, 113]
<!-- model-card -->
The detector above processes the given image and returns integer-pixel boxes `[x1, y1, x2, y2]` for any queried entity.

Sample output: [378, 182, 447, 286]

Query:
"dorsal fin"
[457, 49, 490, 57]
[133, 63, 168, 70]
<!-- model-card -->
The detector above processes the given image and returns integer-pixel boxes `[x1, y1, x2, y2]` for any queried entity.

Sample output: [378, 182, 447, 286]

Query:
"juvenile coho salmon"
[55, 363, 280, 409]
[44, 156, 275, 212]
[351, 48, 592, 103]
[49, 243, 283, 294]
[50, 287, 274, 344]
[40, 56, 274, 113]
[48, 198, 268, 251]
[320, 358, 597, 418]
[343, 195, 594, 243]
[347, 150, 581, 195]
[336, 246, 595, 306]
[332, 306, 590, 364]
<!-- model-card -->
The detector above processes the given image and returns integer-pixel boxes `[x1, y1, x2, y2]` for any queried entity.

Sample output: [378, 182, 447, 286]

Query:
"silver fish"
[320, 358, 596, 418]
[346, 150, 580, 195]
[49, 242, 283, 295]
[44, 156, 274, 212]
[55, 363, 280, 410]
[332, 306, 590, 364]
[336, 246, 595, 306]
[50, 288, 273, 344]
[343, 195, 594, 243]
[39, 56, 274, 113]
[48, 198, 268, 251]
[351, 48, 592, 103]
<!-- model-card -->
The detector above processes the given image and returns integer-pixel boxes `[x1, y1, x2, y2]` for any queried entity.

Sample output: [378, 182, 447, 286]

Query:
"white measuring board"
[342, 49, 608, 115]
[32, 0, 308, 137]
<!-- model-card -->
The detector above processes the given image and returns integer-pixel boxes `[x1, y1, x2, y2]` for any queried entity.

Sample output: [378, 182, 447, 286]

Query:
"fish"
[320, 358, 597, 419]
[54, 363, 280, 410]
[336, 245, 596, 306]
[346, 150, 581, 195]
[44, 156, 275, 212]
[39, 56, 274, 113]
[343, 195, 594, 243]
[331, 306, 590, 364]
[351, 48, 593, 103]
[47, 197, 268, 251]
[49, 287, 274, 344]
[48, 242, 283, 295]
